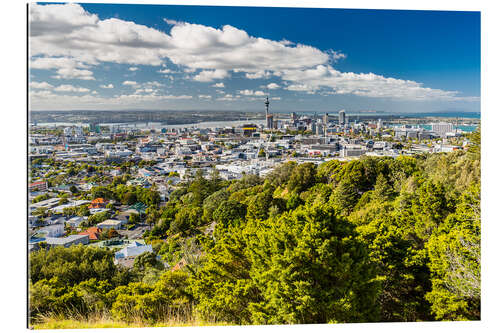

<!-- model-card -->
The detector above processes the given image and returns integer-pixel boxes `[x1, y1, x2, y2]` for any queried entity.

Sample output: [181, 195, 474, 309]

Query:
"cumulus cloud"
[212, 82, 225, 88]
[30, 90, 193, 110]
[157, 68, 172, 74]
[281, 65, 478, 101]
[217, 94, 239, 101]
[328, 50, 347, 62]
[144, 81, 164, 87]
[123, 80, 137, 86]
[164, 18, 182, 26]
[193, 69, 228, 82]
[54, 84, 90, 93]
[30, 57, 95, 80]
[29, 3, 479, 103]
[128, 67, 139, 71]
[29, 3, 98, 37]
[100, 83, 114, 89]
[245, 71, 271, 79]
[267, 83, 280, 90]
[30, 81, 53, 89]
[29, 4, 327, 75]
[198, 95, 212, 99]
[238, 89, 254, 96]
[238, 89, 266, 97]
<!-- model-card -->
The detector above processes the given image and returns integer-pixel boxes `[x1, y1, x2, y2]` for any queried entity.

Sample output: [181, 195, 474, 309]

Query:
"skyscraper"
[339, 110, 346, 125]
[265, 96, 273, 129]
[431, 122, 454, 136]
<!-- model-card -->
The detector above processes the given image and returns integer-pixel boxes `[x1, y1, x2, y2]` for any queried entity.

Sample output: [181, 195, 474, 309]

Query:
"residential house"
[29, 181, 48, 192]
[79, 227, 102, 240]
[45, 234, 90, 248]
[67, 216, 87, 228]
[39, 224, 65, 237]
[96, 219, 125, 230]
[114, 241, 153, 259]
[114, 241, 154, 267]
[89, 198, 109, 209]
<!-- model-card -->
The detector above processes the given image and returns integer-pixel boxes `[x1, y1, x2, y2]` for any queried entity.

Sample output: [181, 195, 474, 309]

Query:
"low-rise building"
[45, 234, 90, 248]
[96, 219, 125, 230]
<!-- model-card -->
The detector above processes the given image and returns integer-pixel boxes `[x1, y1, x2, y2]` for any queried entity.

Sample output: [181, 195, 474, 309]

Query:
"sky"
[28, 2, 481, 113]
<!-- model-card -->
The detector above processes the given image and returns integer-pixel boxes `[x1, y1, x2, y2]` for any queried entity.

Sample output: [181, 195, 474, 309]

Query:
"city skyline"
[29, 3, 480, 113]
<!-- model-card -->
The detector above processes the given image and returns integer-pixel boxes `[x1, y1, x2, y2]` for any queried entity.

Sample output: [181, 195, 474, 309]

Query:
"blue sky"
[29, 2, 480, 113]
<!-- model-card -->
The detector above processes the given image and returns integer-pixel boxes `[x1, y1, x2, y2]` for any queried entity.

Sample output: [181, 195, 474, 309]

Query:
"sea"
[31, 111, 480, 132]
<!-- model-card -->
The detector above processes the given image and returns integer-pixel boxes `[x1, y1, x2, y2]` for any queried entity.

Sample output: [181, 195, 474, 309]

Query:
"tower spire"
[265, 96, 269, 117]
[265, 96, 273, 129]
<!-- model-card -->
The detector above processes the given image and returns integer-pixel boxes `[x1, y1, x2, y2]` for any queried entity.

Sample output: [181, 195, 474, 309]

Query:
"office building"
[339, 110, 346, 125]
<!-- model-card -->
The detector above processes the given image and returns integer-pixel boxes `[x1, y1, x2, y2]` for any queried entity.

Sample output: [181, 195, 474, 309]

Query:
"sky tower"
[265, 96, 273, 129]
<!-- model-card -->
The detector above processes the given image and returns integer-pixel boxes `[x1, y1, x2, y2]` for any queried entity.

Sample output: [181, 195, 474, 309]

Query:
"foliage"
[30, 144, 481, 325]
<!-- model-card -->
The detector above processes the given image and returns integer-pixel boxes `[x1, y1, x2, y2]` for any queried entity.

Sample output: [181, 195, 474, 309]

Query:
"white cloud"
[30, 57, 95, 80]
[30, 81, 53, 89]
[212, 82, 225, 88]
[281, 65, 478, 100]
[217, 94, 239, 101]
[285, 83, 314, 92]
[145, 81, 164, 87]
[245, 71, 271, 79]
[29, 3, 479, 103]
[29, 4, 327, 75]
[164, 18, 182, 26]
[100, 84, 114, 89]
[128, 67, 139, 71]
[54, 84, 90, 93]
[267, 83, 280, 90]
[238, 89, 254, 96]
[328, 50, 347, 62]
[198, 95, 212, 99]
[30, 91, 193, 110]
[193, 69, 228, 82]
[157, 68, 172, 74]
[135, 88, 155, 94]
[29, 3, 98, 37]
[123, 80, 137, 86]
[238, 89, 267, 96]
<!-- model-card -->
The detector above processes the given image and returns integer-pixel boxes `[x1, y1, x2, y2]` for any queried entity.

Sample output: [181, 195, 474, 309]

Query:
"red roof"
[29, 181, 46, 186]
[79, 227, 102, 240]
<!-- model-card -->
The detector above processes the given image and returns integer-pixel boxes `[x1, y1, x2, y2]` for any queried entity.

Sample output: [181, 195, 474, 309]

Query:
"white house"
[39, 224, 65, 237]
[114, 241, 153, 259]
[96, 219, 125, 230]
[67, 216, 87, 228]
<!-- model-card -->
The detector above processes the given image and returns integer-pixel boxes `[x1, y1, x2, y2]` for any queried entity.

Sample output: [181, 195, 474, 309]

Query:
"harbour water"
[32, 112, 479, 132]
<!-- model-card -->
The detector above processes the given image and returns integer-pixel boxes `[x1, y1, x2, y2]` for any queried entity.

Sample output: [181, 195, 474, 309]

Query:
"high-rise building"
[431, 122, 454, 136]
[316, 123, 323, 136]
[323, 113, 329, 126]
[338, 110, 346, 125]
[266, 114, 274, 130]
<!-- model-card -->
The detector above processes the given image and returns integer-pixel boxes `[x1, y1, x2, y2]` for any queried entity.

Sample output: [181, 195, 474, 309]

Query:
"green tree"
[246, 203, 380, 324]
[133, 251, 164, 271]
[287, 162, 317, 193]
[426, 184, 480, 320]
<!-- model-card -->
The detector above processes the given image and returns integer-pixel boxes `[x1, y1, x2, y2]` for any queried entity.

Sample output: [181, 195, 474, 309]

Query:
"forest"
[29, 129, 481, 326]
